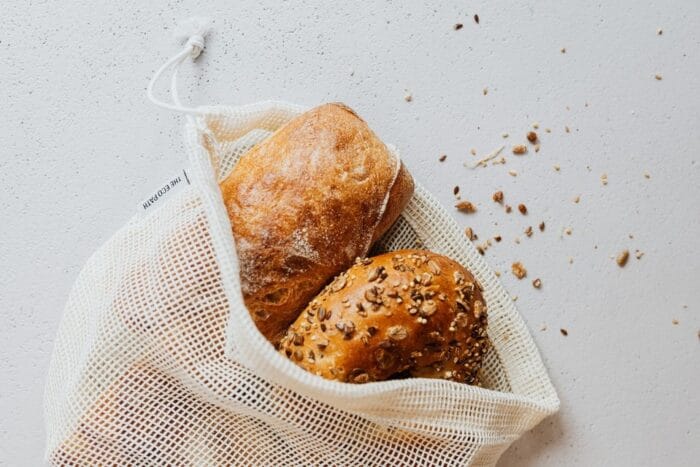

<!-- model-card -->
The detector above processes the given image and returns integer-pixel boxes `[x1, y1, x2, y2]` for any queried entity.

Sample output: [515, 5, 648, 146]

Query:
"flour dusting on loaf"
[219, 103, 414, 343]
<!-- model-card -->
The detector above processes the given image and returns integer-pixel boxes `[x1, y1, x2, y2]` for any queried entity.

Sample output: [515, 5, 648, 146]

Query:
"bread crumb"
[464, 227, 475, 240]
[644, 171, 651, 179]
[560, 328, 568, 336]
[492, 191, 504, 203]
[483, 87, 488, 95]
[454, 23, 464, 30]
[404, 93, 413, 102]
[565, 125, 571, 133]
[616, 250, 630, 267]
[553, 164, 561, 171]
[573, 195, 580, 204]
[502, 132, 509, 138]
[494, 235, 502, 242]
[505, 204, 513, 213]
[518, 203, 528, 215]
[527, 131, 538, 143]
[545, 128, 552, 133]
[514, 237, 521, 244]
[560, 47, 566, 54]
[539, 221, 545, 232]
[455, 200, 477, 213]
[635, 250, 644, 260]
[654, 74, 663, 81]
[470, 148, 477, 156]
[439, 154, 447, 162]
[512, 295, 518, 302]
[511, 262, 527, 279]
[568, 257, 574, 264]
[532, 122, 540, 129]
[525, 226, 533, 237]
[532, 278, 542, 289]
[672, 319, 679, 325]
[508, 169, 518, 177]
[512, 144, 527, 155]
[601, 173, 608, 185]
[534, 143, 541, 153]
[657, 28, 663, 35]
[564, 227, 573, 236]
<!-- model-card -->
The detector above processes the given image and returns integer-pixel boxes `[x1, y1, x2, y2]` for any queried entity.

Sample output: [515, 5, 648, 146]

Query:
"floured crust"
[220, 103, 414, 344]
[279, 250, 489, 384]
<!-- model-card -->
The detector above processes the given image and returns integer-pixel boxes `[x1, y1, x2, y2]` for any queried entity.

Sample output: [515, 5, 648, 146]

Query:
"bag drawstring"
[147, 17, 211, 117]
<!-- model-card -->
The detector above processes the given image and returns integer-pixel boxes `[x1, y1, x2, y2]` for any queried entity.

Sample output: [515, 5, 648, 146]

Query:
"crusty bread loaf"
[220, 103, 414, 344]
[279, 250, 489, 384]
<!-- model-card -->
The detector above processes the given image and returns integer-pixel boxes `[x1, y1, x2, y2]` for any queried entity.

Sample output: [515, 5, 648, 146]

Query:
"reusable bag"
[45, 19, 559, 466]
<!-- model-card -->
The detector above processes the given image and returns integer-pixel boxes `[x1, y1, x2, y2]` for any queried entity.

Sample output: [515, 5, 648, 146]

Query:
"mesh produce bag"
[44, 19, 559, 466]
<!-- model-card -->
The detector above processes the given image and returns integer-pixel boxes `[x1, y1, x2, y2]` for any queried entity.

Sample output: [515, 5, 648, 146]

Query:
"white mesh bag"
[45, 19, 559, 466]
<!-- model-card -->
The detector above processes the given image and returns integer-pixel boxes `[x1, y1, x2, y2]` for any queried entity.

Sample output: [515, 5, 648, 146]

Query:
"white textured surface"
[1, 1, 698, 465]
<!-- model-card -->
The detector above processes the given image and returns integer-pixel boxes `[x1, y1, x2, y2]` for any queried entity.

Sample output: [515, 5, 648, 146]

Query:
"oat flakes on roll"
[220, 103, 414, 344]
[279, 250, 489, 384]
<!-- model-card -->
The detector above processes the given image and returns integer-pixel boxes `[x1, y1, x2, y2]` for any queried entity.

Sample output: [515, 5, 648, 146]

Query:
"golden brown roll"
[279, 250, 489, 384]
[220, 103, 414, 344]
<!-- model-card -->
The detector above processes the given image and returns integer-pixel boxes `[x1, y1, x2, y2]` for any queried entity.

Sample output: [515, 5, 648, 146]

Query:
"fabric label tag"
[138, 168, 191, 216]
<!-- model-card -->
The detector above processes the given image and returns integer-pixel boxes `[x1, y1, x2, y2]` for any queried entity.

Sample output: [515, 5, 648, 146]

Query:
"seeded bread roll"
[279, 250, 489, 384]
[220, 103, 414, 344]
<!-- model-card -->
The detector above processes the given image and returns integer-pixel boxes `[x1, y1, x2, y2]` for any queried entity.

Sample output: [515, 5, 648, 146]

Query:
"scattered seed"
[474, 14, 479, 24]
[483, 87, 488, 95]
[568, 257, 574, 264]
[655, 74, 663, 81]
[511, 262, 527, 279]
[565, 125, 571, 133]
[455, 200, 477, 213]
[532, 278, 542, 289]
[494, 235, 502, 242]
[439, 154, 447, 162]
[492, 191, 504, 203]
[560, 328, 568, 336]
[539, 221, 545, 232]
[525, 226, 533, 237]
[331, 275, 347, 292]
[508, 170, 518, 177]
[527, 131, 538, 143]
[672, 319, 679, 325]
[534, 143, 541, 153]
[404, 93, 413, 102]
[518, 203, 528, 215]
[564, 227, 573, 236]
[616, 250, 630, 267]
[635, 251, 644, 260]
[560, 47, 566, 53]
[573, 195, 580, 204]
[465, 227, 475, 241]
[505, 204, 513, 213]
[512, 144, 527, 155]
[502, 132, 509, 138]
[657, 28, 663, 35]
[470, 148, 477, 156]
[453, 186, 460, 195]
[387, 325, 408, 341]
[545, 128, 552, 133]
[454, 23, 463, 30]
[553, 164, 561, 171]
[644, 171, 651, 179]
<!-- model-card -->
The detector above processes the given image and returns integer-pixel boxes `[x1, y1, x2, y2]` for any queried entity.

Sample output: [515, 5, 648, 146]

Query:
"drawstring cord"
[147, 17, 211, 117]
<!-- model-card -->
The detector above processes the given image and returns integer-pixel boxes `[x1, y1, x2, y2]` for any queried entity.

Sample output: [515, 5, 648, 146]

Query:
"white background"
[1, 1, 698, 465]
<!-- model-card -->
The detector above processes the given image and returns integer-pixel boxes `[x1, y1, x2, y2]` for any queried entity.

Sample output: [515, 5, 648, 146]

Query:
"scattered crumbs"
[525, 226, 533, 237]
[545, 128, 552, 133]
[539, 221, 545, 232]
[532, 278, 542, 289]
[657, 28, 663, 35]
[454, 23, 464, 30]
[601, 173, 608, 186]
[553, 164, 561, 172]
[492, 190, 504, 203]
[502, 132, 509, 138]
[505, 204, 513, 213]
[532, 122, 540, 129]
[483, 87, 488, 95]
[494, 235, 502, 242]
[518, 203, 528, 215]
[527, 131, 538, 143]
[644, 171, 651, 179]
[511, 262, 527, 279]
[560, 47, 566, 54]
[672, 319, 679, 325]
[464, 227, 475, 241]
[564, 227, 573, 236]
[616, 249, 630, 267]
[565, 125, 571, 133]
[453, 185, 460, 195]
[508, 169, 518, 177]
[493, 156, 507, 166]
[655, 74, 663, 81]
[404, 93, 413, 102]
[560, 328, 568, 336]
[540, 324, 548, 332]
[439, 154, 447, 162]
[455, 200, 477, 213]
[568, 257, 574, 264]
[465, 145, 505, 169]
[474, 14, 480, 24]
[635, 250, 644, 260]
[470, 148, 477, 156]
[512, 144, 527, 155]
[573, 195, 581, 204]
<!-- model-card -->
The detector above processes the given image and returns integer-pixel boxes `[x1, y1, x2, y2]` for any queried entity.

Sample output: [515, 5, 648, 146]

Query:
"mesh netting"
[44, 101, 558, 466]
